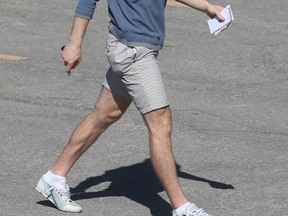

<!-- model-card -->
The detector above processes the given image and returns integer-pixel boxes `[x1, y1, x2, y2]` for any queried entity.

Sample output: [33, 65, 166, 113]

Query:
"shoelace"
[186, 208, 210, 216]
[45, 186, 72, 203]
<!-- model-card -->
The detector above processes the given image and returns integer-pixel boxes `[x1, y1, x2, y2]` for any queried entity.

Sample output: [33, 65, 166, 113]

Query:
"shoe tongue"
[61, 181, 69, 190]
[54, 180, 68, 191]
[187, 203, 200, 212]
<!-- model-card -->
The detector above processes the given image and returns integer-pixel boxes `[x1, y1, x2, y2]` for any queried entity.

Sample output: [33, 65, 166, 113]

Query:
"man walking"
[36, 0, 227, 215]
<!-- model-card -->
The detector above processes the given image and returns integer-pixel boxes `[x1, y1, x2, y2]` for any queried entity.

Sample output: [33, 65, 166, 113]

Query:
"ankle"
[174, 202, 191, 215]
[43, 170, 66, 190]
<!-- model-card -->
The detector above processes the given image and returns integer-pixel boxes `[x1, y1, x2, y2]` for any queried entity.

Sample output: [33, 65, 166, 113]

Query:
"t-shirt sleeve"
[75, 0, 99, 20]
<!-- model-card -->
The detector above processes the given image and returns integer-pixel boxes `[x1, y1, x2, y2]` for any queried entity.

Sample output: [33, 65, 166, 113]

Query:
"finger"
[212, 6, 225, 21]
[72, 60, 80, 69]
[221, 25, 228, 31]
[66, 62, 74, 75]
[66, 68, 72, 76]
[216, 11, 225, 21]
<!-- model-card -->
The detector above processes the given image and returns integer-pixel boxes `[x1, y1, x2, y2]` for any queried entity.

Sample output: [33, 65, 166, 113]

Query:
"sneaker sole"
[36, 186, 82, 213]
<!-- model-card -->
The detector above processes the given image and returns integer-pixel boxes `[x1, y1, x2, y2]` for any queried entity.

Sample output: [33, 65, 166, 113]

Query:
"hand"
[206, 4, 229, 32]
[61, 43, 82, 76]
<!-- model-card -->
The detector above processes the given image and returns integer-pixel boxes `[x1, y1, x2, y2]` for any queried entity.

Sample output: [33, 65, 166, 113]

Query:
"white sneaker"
[172, 203, 211, 216]
[36, 176, 82, 213]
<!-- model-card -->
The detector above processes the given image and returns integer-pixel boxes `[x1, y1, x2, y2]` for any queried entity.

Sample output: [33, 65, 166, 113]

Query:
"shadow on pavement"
[72, 159, 234, 215]
[37, 159, 234, 215]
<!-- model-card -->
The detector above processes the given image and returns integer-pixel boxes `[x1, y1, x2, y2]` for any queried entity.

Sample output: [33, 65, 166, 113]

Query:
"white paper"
[207, 5, 234, 35]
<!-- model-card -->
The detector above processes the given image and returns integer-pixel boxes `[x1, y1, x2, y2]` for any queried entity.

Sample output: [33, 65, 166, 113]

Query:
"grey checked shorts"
[102, 32, 169, 114]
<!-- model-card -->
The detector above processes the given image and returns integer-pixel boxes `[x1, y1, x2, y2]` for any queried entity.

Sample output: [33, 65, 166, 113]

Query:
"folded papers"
[207, 5, 234, 36]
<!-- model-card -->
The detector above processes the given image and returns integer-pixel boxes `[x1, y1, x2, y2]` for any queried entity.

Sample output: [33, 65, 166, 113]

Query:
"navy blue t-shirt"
[75, 0, 167, 50]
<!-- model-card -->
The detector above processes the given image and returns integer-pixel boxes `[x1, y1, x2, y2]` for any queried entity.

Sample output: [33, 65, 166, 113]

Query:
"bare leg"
[143, 106, 188, 209]
[50, 87, 132, 176]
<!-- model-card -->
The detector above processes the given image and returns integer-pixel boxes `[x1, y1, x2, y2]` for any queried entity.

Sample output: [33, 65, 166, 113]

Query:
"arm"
[62, 17, 89, 75]
[62, 0, 98, 75]
[176, 0, 225, 20]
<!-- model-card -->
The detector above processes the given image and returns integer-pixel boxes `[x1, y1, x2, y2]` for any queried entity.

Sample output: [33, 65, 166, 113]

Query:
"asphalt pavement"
[0, 0, 287, 215]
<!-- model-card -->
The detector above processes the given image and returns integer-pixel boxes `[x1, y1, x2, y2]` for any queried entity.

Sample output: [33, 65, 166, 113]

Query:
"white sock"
[175, 202, 191, 216]
[43, 170, 66, 190]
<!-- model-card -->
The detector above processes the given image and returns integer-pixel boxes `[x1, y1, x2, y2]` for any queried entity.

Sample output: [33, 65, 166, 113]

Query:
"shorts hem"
[102, 83, 131, 99]
[140, 100, 170, 114]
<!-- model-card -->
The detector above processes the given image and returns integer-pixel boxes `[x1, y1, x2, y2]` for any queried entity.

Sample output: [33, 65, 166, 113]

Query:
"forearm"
[176, 0, 211, 12]
[68, 17, 89, 47]
[69, 0, 98, 47]
[176, 0, 225, 20]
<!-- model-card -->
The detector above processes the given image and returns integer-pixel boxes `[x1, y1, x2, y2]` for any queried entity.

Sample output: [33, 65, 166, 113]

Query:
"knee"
[145, 108, 173, 137]
[154, 117, 172, 137]
[92, 105, 123, 128]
